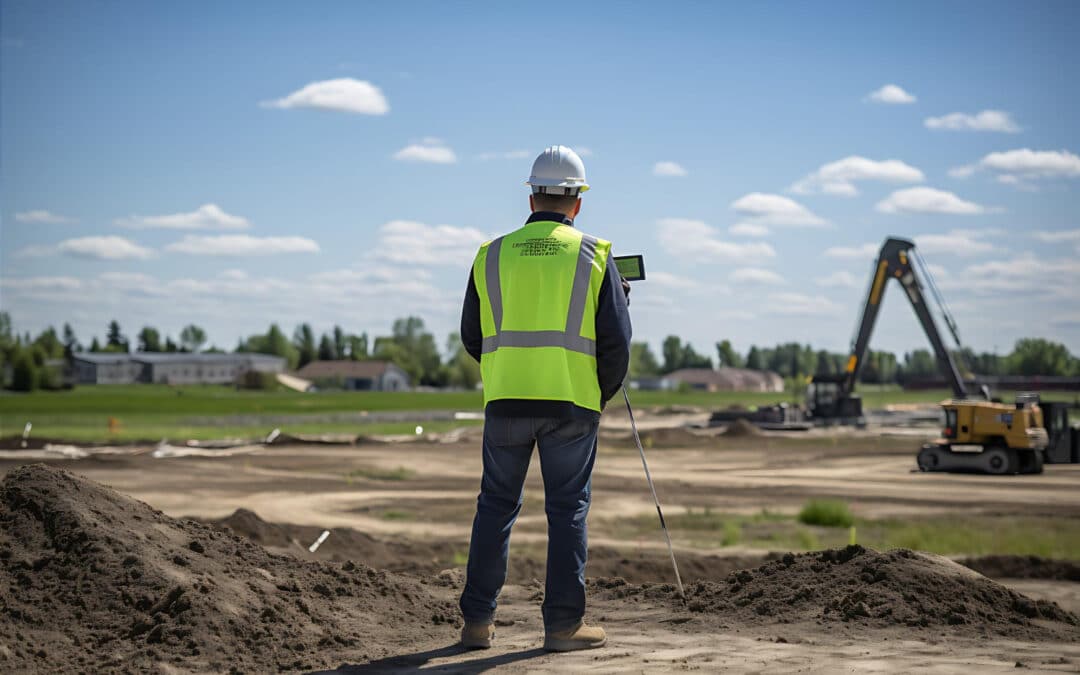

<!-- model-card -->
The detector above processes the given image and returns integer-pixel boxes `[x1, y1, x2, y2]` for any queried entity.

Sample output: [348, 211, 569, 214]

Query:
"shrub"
[721, 520, 742, 546]
[238, 371, 278, 390]
[797, 499, 854, 528]
[11, 351, 38, 392]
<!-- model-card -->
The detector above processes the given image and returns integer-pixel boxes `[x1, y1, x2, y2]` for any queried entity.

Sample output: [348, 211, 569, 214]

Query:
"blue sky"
[2, 0, 1079, 359]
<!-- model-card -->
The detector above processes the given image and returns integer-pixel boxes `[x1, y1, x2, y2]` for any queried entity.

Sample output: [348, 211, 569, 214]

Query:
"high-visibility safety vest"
[472, 219, 612, 412]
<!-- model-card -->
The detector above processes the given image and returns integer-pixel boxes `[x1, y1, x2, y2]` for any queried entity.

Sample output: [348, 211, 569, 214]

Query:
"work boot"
[543, 621, 606, 652]
[460, 622, 494, 649]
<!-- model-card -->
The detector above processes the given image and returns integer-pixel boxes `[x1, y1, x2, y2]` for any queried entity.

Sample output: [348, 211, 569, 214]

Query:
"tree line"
[630, 335, 1080, 383]
[0, 312, 479, 392]
[1, 310, 1078, 392]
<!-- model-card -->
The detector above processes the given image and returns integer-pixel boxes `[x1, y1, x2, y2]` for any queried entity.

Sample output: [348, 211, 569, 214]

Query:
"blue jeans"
[459, 415, 599, 632]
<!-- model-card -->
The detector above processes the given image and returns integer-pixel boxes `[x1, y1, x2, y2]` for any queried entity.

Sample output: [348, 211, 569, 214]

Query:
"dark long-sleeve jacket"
[460, 211, 632, 420]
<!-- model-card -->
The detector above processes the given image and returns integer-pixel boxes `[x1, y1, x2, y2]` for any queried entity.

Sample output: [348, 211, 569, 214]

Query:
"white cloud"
[926, 263, 949, 279]
[1034, 229, 1080, 243]
[15, 210, 75, 224]
[924, 110, 1020, 133]
[730, 192, 827, 227]
[790, 156, 924, 196]
[866, 84, 916, 104]
[815, 271, 858, 288]
[764, 292, 842, 316]
[1, 266, 460, 339]
[728, 223, 770, 237]
[825, 243, 878, 260]
[876, 187, 987, 215]
[309, 266, 432, 285]
[116, 203, 251, 230]
[730, 267, 785, 285]
[574, 147, 594, 157]
[260, 78, 389, 115]
[647, 271, 703, 291]
[165, 235, 319, 256]
[98, 272, 159, 289]
[306, 266, 453, 309]
[374, 220, 488, 266]
[942, 254, 1080, 298]
[950, 149, 1080, 183]
[657, 218, 776, 263]
[914, 229, 995, 256]
[653, 161, 688, 177]
[393, 138, 457, 164]
[49, 236, 155, 260]
[0, 276, 83, 291]
[219, 269, 249, 280]
[477, 150, 531, 161]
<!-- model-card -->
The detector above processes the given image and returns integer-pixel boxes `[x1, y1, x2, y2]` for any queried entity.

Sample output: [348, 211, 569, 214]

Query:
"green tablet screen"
[614, 255, 645, 281]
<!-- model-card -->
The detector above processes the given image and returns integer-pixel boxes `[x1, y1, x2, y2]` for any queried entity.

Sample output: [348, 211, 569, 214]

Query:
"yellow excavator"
[806, 237, 1050, 474]
[921, 396, 1047, 474]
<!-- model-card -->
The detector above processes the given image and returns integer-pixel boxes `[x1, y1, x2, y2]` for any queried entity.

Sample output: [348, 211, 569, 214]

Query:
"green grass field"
[0, 383, 1074, 442]
[609, 506, 1080, 559]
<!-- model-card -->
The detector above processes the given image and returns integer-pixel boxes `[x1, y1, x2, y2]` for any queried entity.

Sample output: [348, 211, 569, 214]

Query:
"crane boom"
[844, 237, 967, 398]
[808, 237, 980, 423]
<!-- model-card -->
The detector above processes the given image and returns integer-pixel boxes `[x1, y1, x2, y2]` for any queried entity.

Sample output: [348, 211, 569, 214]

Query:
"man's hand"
[620, 276, 631, 306]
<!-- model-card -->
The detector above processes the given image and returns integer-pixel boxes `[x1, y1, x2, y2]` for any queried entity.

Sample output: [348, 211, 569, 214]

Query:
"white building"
[70, 353, 146, 385]
[71, 352, 286, 385]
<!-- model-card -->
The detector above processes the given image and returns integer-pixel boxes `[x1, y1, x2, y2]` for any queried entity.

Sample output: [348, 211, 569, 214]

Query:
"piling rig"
[806, 236, 1051, 474]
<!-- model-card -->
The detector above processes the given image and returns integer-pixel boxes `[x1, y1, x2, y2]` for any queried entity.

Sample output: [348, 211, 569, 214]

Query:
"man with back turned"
[458, 145, 632, 652]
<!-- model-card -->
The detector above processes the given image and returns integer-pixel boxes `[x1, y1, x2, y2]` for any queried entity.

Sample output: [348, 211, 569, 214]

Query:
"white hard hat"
[526, 145, 590, 195]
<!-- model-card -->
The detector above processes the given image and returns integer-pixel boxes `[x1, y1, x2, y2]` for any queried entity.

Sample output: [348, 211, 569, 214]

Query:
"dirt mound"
[593, 546, 1079, 641]
[0, 465, 457, 672]
[214, 508, 300, 548]
[721, 418, 763, 437]
[960, 555, 1080, 582]
[207, 510, 768, 585]
[585, 549, 771, 585]
[208, 509, 461, 575]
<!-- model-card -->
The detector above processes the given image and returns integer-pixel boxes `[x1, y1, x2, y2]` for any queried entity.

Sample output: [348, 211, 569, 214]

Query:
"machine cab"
[807, 374, 863, 423]
[943, 406, 958, 439]
[806, 379, 839, 415]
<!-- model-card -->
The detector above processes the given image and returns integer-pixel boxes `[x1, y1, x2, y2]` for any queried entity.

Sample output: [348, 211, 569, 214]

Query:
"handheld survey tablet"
[614, 255, 646, 281]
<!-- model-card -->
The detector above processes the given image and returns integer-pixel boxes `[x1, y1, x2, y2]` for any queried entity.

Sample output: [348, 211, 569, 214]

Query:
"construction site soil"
[960, 555, 1080, 582]
[591, 547, 1077, 641]
[2, 425, 1080, 672]
[205, 508, 770, 584]
[2, 465, 1078, 673]
[209, 508, 1080, 589]
[0, 466, 458, 673]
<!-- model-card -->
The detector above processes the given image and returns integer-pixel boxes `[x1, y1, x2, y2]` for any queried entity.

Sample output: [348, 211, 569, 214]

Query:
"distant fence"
[900, 375, 1080, 392]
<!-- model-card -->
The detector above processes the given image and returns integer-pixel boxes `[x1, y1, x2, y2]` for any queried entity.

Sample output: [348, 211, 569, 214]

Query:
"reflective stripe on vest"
[480, 233, 599, 355]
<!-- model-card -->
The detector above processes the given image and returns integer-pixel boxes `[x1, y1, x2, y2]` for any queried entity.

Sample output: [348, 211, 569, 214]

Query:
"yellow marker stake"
[849, 525, 857, 546]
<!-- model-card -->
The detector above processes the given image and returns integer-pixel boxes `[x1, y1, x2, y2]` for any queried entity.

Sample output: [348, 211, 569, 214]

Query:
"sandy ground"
[2, 425, 1079, 673]
[320, 582, 1080, 674]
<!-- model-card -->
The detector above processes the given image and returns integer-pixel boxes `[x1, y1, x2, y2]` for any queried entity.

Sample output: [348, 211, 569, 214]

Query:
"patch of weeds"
[672, 506, 726, 531]
[797, 499, 854, 528]
[796, 528, 820, 550]
[722, 520, 742, 546]
[754, 508, 788, 522]
[381, 510, 413, 521]
[452, 550, 470, 566]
